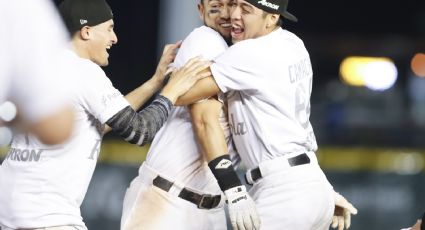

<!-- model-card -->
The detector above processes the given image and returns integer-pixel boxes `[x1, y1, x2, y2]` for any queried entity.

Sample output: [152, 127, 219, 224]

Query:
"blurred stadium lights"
[411, 53, 425, 77]
[393, 152, 424, 175]
[339, 56, 398, 91]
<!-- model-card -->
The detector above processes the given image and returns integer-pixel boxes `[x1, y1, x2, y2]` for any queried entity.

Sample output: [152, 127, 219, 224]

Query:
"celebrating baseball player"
[0, 0, 210, 229]
[120, 0, 260, 230]
[0, 0, 74, 146]
[176, 0, 358, 229]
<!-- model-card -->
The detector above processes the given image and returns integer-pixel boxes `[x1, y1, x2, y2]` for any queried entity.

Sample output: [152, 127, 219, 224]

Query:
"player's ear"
[266, 13, 280, 29]
[79, 26, 91, 40]
[197, 2, 205, 20]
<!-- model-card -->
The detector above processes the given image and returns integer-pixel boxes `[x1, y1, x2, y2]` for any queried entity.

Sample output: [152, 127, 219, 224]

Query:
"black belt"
[245, 153, 311, 185]
[152, 175, 221, 209]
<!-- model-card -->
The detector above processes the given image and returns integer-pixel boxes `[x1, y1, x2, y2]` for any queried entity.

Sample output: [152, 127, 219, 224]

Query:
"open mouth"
[231, 24, 244, 39]
[106, 45, 111, 54]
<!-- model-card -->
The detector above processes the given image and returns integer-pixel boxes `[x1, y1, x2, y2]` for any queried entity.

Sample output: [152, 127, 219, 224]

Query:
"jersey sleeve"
[173, 26, 228, 68]
[79, 64, 130, 124]
[210, 41, 263, 94]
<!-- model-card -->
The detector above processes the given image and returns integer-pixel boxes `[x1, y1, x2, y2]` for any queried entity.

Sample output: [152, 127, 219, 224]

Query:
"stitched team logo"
[215, 159, 232, 169]
[257, 0, 280, 10]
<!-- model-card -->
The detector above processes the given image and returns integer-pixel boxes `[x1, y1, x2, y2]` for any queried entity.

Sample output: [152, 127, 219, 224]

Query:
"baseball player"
[0, 0, 74, 145]
[120, 1, 259, 230]
[176, 0, 358, 229]
[0, 0, 209, 229]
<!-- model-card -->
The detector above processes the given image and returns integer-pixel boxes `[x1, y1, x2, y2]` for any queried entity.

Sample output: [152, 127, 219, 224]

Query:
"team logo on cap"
[80, 19, 88, 25]
[257, 0, 280, 10]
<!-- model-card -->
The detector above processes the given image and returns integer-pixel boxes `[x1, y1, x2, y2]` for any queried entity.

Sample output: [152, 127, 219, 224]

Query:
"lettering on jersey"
[5, 148, 43, 162]
[86, 111, 104, 134]
[289, 58, 312, 84]
[215, 159, 232, 169]
[101, 91, 122, 107]
[229, 114, 247, 136]
[257, 0, 280, 10]
[88, 139, 102, 160]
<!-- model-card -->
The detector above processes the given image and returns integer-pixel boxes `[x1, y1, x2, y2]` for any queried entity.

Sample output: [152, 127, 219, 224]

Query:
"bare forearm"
[125, 75, 163, 110]
[175, 76, 220, 106]
[190, 100, 227, 162]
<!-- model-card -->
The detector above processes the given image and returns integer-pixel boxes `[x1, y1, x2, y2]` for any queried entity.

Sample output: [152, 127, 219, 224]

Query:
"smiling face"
[86, 19, 117, 66]
[198, 0, 233, 43]
[230, 0, 278, 43]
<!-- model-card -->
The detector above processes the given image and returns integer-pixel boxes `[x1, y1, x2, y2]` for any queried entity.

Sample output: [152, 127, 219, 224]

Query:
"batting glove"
[225, 185, 261, 230]
[331, 191, 358, 230]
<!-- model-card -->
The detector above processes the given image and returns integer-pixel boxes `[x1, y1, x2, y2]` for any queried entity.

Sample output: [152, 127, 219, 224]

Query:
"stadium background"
[2, 0, 425, 229]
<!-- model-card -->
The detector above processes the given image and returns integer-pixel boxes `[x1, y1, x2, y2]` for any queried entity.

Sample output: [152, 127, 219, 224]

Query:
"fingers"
[162, 40, 182, 54]
[344, 209, 351, 229]
[237, 212, 247, 230]
[241, 211, 252, 230]
[332, 216, 338, 229]
[346, 203, 358, 215]
[338, 216, 344, 230]
[230, 209, 238, 230]
[252, 211, 261, 230]
[331, 215, 345, 230]
[198, 70, 212, 79]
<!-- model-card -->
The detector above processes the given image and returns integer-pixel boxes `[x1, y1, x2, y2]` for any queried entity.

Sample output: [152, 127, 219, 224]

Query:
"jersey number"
[295, 80, 312, 129]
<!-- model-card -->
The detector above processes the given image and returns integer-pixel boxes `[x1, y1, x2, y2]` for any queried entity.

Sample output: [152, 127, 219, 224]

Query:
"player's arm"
[175, 74, 220, 106]
[124, 41, 182, 110]
[189, 99, 260, 230]
[189, 98, 228, 161]
[105, 57, 211, 146]
[103, 42, 180, 134]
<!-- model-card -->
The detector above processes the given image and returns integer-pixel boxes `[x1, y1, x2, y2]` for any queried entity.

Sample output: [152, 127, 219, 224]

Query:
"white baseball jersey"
[0, 49, 129, 229]
[121, 26, 231, 230]
[0, 0, 71, 122]
[211, 28, 318, 169]
[144, 26, 230, 193]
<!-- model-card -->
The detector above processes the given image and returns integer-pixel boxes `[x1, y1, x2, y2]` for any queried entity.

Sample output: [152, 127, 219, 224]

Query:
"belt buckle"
[197, 194, 213, 209]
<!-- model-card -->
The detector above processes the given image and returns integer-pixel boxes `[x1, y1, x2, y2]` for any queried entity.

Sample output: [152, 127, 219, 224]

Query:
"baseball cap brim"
[282, 11, 298, 22]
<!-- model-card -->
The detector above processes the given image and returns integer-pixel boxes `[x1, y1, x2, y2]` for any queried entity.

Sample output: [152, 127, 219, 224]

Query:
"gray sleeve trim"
[106, 95, 173, 146]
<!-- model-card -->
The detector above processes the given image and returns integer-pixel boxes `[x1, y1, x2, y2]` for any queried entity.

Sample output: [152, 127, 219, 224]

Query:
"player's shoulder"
[280, 29, 306, 47]
[189, 26, 224, 40]
[63, 50, 111, 86]
[184, 26, 228, 48]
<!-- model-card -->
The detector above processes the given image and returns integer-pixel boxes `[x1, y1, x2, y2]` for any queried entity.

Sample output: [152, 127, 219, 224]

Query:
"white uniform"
[0, 50, 129, 229]
[211, 28, 334, 229]
[0, 0, 71, 122]
[121, 26, 233, 230]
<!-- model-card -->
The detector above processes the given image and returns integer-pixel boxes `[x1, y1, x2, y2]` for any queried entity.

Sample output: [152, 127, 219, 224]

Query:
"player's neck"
[71, 40, 91, 61]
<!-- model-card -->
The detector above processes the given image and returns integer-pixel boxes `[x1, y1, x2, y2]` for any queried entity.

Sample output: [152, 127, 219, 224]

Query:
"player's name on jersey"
[289, 58, 312, 84]
[4, 148, 43, 162]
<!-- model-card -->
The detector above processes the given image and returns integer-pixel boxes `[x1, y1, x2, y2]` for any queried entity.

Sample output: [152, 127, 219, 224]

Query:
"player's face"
[230, 0, 270, 43]
[198, 0, 232, 43]
[87, 19, 118, 66]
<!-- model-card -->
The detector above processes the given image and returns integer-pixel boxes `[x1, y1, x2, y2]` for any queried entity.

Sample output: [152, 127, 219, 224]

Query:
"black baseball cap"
[245, 0, 298, 22]
[58, 0, 113, 34]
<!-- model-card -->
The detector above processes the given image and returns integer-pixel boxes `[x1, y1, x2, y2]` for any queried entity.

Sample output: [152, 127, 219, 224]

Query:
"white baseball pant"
[247, 152, 335, 230]
[121, 163, 227, 230]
